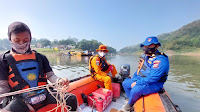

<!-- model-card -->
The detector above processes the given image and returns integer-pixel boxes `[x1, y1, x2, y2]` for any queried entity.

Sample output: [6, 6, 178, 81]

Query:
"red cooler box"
[112, 83, 120, 98]
[88, 88, 113, 112]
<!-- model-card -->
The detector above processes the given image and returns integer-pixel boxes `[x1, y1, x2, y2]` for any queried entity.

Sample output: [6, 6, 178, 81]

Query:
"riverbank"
[120, 48, 200, 56]
[2, 48, 200, 56]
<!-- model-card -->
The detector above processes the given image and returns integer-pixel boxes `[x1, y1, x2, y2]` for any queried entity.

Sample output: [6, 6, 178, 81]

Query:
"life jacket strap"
[89, 55, 97, 77]
[35, 52, 45, 78]
[5, 53, 29, 90]
[38, 78, 47, 82]
[14, 83, 28, 90]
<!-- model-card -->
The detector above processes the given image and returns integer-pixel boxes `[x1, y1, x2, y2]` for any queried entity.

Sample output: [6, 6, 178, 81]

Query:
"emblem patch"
[153, 60, 161, 68]
[148, 38, 152, 42]
[27, 73, 37, 81]
[148, 60, 152, 64]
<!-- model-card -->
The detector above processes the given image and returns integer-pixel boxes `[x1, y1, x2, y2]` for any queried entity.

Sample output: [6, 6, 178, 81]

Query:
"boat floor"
[79, 94, 128, 112]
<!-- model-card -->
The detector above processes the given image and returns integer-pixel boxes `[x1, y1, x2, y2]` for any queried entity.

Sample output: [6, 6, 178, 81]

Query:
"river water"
[47, 54, 200, 112]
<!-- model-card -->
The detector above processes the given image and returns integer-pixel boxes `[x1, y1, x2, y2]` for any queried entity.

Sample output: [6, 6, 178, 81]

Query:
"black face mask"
[143, 47, 156, 55]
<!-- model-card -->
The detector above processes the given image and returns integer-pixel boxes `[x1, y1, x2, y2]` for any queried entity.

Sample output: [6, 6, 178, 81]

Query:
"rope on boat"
[0, 83, 56, 98]
[46, 83, 73, 112]
[0, 83, 73, 112]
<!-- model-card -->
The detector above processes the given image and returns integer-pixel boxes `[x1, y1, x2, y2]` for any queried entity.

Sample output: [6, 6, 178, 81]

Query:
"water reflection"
[47, 55, 90, 80]
[48, 55, 89, 66]
[169, 55, 200, 89]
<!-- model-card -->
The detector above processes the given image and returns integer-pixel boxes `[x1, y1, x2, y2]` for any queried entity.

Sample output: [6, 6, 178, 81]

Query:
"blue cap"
[140, 36, 161, 47]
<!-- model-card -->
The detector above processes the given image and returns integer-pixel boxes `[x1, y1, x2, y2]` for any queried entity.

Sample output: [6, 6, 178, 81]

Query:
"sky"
[0, 0, 200, 51]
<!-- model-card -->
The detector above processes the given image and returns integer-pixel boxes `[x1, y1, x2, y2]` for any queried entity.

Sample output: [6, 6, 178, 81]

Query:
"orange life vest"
[89, 55, 109, 77]
[5, 50, 47, 91]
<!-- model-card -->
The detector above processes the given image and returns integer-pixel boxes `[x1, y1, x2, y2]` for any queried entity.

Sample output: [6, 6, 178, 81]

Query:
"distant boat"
[81, 50, 93, 56]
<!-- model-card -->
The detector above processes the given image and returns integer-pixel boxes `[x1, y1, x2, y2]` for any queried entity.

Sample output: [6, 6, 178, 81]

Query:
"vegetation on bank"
[0, 38, 117, 53]
[119, 19, 200, 54]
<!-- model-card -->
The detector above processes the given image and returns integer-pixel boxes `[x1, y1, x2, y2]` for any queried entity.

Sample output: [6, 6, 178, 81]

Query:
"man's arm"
[42, 54, 69, 85]
[46, 71, 59, 83]
[0, 80, 10, 102]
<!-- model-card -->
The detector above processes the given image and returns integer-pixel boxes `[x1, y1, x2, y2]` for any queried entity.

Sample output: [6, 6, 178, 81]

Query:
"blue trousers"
[122, 78, 162, 105]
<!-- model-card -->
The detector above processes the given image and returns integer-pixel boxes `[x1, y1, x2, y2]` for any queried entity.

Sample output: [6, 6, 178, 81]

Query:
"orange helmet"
[96, 45, 109, 52]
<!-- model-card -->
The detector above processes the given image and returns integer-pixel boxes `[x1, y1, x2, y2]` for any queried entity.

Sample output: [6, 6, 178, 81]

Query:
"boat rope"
[46, 83, 73, 112]
[0, 83, 73, 112]
[0, 83, 56, 98]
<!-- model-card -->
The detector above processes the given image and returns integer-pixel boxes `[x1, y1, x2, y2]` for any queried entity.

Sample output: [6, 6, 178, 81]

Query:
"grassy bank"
[32, 48, 60, 55]
[32, 48, 85, 57]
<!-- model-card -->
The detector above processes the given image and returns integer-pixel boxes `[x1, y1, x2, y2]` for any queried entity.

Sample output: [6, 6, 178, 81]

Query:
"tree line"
[0, 37, 117, 53]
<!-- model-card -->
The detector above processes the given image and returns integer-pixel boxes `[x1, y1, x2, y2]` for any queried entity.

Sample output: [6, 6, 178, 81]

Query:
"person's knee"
[130, 86, 143, 96]
[122, 80, 129, 88]
[122, 81, 126, 88]
[3, 96, 29, 112]
[66, 94, 78, 111]
[104, 76, 111, 83]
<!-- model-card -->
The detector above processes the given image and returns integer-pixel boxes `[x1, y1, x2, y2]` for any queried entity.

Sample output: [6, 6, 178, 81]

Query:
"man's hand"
[131, 82, 136, 88]
[57, 78, 69, 86]
[109, 65, 113, 71]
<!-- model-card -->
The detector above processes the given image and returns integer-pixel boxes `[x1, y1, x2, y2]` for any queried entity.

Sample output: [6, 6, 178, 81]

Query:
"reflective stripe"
[137, 56, 145, 75]
[139, 71, 146, 77]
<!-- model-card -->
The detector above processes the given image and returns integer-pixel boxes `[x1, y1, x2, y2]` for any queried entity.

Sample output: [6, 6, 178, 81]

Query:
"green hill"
[120, 19, 200, 53]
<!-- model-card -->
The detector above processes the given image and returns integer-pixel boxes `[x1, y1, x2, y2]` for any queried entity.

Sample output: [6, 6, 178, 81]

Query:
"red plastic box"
[88, 88, 113, 112]
[112, 83, 120, 98]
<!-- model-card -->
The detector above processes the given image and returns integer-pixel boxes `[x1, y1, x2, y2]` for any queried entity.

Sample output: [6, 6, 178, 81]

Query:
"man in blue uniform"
[122, 36, 169, 111]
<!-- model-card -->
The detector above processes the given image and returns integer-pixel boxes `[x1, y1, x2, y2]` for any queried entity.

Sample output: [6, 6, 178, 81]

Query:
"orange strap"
[137, 58, 145, 75]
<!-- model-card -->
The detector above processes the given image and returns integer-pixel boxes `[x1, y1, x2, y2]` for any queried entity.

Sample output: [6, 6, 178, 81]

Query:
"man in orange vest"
[89, 45, 118, 94]
[0, 22, 77, 112]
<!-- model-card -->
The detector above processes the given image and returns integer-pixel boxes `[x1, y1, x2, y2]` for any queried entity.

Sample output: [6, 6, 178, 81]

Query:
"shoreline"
[2, 49, 200, 57]
[119, 50, 200, 56]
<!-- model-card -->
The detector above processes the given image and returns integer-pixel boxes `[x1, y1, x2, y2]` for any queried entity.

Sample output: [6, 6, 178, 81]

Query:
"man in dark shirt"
[0, 22, 77, 112]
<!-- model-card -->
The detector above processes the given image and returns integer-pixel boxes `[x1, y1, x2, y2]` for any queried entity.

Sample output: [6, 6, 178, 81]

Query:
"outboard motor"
[119, 64, 130, 79]
[113, 64, 131, 93]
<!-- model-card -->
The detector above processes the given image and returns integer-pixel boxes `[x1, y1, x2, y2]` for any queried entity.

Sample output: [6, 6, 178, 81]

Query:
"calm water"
[47, 54, 200, 112]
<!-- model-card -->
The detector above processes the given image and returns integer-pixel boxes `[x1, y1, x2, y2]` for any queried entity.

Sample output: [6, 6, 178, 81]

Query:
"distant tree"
[38, 38, 51, 47]
[67, 37, 78, 46]
[0, 38, 11, 50]
[52, 39, 58, 46]
[31, 38, 37, 45]
[107, 46, 117, 53]
[76, 39, 103, 51]
[56, 37, 78, 46]
[77, 39, 89, 50]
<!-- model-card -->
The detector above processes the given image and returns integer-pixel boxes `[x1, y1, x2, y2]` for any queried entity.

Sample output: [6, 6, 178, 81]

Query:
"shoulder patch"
[153, 60, 161, 68]
[96, 60, 100, 66]
[95, 58, 100, 66]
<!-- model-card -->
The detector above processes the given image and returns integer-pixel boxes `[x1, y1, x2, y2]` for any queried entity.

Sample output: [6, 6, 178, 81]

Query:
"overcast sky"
[0, 0, 200, 50]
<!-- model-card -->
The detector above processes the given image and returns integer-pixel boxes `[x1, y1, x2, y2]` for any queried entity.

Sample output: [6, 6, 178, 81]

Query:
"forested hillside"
[120, 19, 200, 53]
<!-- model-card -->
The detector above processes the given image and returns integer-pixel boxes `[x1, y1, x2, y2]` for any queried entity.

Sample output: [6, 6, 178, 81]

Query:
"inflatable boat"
[36, 75, 181, 112]
[37, 64, 181, 112]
